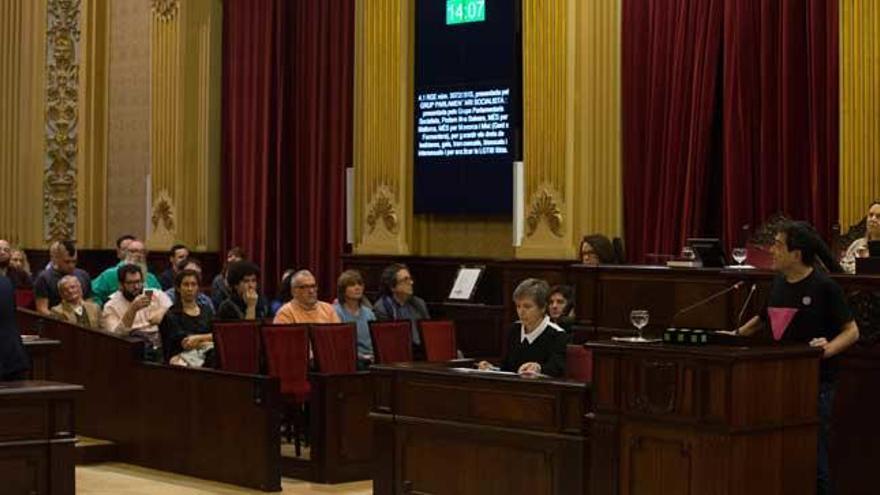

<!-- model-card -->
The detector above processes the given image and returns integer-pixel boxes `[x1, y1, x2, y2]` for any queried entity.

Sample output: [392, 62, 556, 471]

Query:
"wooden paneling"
[310, 372, 374, 483]
[0, 381, 82, 495]
[372, 363, 588, 495]
[588, 341, 821, 495]
[17, 309, 281, 491]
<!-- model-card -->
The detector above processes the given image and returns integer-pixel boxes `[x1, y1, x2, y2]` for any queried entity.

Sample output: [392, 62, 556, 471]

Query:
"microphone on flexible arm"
[733, 283, 758, 333]
[670, 281, 744, 327]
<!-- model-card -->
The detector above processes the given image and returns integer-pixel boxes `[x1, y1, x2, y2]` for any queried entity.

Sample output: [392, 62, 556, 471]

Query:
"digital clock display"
[446, 0, 486, 25]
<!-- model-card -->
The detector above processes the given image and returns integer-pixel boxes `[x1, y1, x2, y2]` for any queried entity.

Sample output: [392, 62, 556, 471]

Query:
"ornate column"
[516, 0, 577, 259]
[44, 0, 81, 243]
[0, 0, 46, 247]
[147, 0, 222, 251]
[517, 0, 622, 259]
[353, 0, 413, 255]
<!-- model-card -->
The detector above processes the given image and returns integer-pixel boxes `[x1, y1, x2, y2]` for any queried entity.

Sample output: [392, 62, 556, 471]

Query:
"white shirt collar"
[520, 315, 563, 344]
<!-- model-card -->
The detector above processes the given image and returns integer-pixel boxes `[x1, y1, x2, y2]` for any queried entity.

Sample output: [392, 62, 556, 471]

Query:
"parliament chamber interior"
[1, 0, 879, 494]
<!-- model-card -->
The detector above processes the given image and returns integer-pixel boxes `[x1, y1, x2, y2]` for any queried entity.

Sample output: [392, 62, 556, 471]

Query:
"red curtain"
[222, 0, 353, 299]
[722, 0, 839, 246]
[288, 0, 353, 300]
[622, 0, 724, 263]
[623, 0, 839, 261]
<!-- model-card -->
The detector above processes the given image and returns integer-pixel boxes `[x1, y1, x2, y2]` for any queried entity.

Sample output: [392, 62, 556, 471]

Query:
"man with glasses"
[102, 264, 171, 362]
[34, 240, 93, 315]
[91, 239, 162, 306]
[273, 269, 340, 324]
[374, 263, 430, 347]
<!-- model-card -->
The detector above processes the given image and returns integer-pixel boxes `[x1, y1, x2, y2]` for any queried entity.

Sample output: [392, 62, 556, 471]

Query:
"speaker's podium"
[586, 340, 822, 495]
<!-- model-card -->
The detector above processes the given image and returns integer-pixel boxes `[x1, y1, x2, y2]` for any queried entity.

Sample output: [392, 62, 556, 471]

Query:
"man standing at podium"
[736, 221, 859, 495]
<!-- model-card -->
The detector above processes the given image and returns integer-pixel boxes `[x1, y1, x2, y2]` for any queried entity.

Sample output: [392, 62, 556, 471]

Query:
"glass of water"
[732, 247, 747, 266]
[630, 309, 650, 341]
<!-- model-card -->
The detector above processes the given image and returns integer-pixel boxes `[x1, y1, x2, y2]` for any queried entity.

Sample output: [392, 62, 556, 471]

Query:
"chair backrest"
[212, 320, 261, 374]
[14, 289, 34, 309]
[369, 320, 413, 364]
[565, 344, 592, 383]
[418, 320, 457, 362]
[261, 324, 311, 399]
[309, 323, 357, 374]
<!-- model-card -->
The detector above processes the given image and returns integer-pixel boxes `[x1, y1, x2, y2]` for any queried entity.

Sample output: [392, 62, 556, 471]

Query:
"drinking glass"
[680, 246, 696, 261]
[630, 309, 650, 341]
[732, 247, 747, 266]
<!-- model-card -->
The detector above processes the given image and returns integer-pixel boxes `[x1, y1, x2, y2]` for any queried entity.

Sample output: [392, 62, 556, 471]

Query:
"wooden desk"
[307, 372, 374, 483]
[23, 337, 61, 380]
[587, 340, 822, 495]
[371, 363, 589, 495]
[0, 380, 82, 495]
[16, 309, 282, 492]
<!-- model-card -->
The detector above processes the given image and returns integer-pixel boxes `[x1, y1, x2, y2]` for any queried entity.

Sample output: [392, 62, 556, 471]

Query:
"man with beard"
[34, 240, 93, 315]
[91, 239, 162, 306]
[0, 239, 33, 290]
[102, 264, 171, 361]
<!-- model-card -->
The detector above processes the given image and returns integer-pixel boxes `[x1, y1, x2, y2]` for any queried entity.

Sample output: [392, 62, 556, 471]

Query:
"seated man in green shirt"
[91, 239, 162, 306]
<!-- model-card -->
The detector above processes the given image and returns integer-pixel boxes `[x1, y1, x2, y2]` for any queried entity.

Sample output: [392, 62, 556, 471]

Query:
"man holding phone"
[102, 264, 172, 362]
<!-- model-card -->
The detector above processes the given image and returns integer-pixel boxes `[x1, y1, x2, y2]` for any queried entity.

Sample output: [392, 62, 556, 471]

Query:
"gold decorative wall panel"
[354, 0, 622, 259]
[354, 0, 412, 254]
[0, 0, 46, 248]
[575, 0, 622, 240]
[147, 0, 222, 251]
[840, 0, 880, 229]
[44, 0, 81, 242]
[76, 0, 109, 247]
[107, 0, 151, 242]
[517, 0, 576, 258]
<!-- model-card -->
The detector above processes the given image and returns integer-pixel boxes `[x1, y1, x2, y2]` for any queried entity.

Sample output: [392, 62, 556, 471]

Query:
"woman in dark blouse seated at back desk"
[478, 278, 568, 377]
[159, 269, 214, 367]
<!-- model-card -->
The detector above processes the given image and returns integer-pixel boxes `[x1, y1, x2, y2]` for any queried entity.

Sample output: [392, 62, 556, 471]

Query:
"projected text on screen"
[417, 88, 510, 158]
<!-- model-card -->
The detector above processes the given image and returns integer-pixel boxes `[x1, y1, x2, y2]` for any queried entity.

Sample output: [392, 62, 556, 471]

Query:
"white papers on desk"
[448, 267, 482, 300]
[451, 367, 518, 376]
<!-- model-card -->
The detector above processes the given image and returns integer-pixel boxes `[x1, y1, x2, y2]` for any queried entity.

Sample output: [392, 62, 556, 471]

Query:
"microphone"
[733, 284, 757, 332]
[671, 281, 744, 325]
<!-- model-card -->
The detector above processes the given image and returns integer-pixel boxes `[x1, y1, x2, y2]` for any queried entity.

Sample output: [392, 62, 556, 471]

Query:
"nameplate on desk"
[21, 334, 40, 342]
[451, 367, 518, 376]
[666, 260, 703, 268]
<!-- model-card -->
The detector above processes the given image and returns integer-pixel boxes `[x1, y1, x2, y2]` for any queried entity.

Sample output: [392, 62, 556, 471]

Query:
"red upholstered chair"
[418, 320, 457, 362]
[212, 320, 262, 374]
[261, 324, 311, 456]
[369, 320, 413, 364]
[14, 289, 35, 309]
[565, 345, 592, 383]
[309, 323, 358, 374]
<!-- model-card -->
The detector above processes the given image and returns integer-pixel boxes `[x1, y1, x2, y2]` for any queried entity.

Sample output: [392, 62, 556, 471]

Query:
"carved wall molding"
[151, 189, 176, 233]
[45, 0, 81, 242]
[526, 185, 564, 238]
[150, 0, 178, 22]
[365, 185, 399, 235]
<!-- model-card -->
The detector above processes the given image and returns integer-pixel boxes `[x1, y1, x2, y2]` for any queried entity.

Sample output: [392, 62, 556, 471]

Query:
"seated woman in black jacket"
[160, 269, 214, 367]
[478, 278, 568, 377]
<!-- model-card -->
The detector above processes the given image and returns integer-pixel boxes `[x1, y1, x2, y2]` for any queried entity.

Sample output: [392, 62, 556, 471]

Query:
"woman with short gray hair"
[478, 278, 568, 377]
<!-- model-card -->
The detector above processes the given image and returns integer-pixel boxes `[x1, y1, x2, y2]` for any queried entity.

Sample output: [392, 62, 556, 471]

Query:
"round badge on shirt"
[802, 296, 812, 306]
